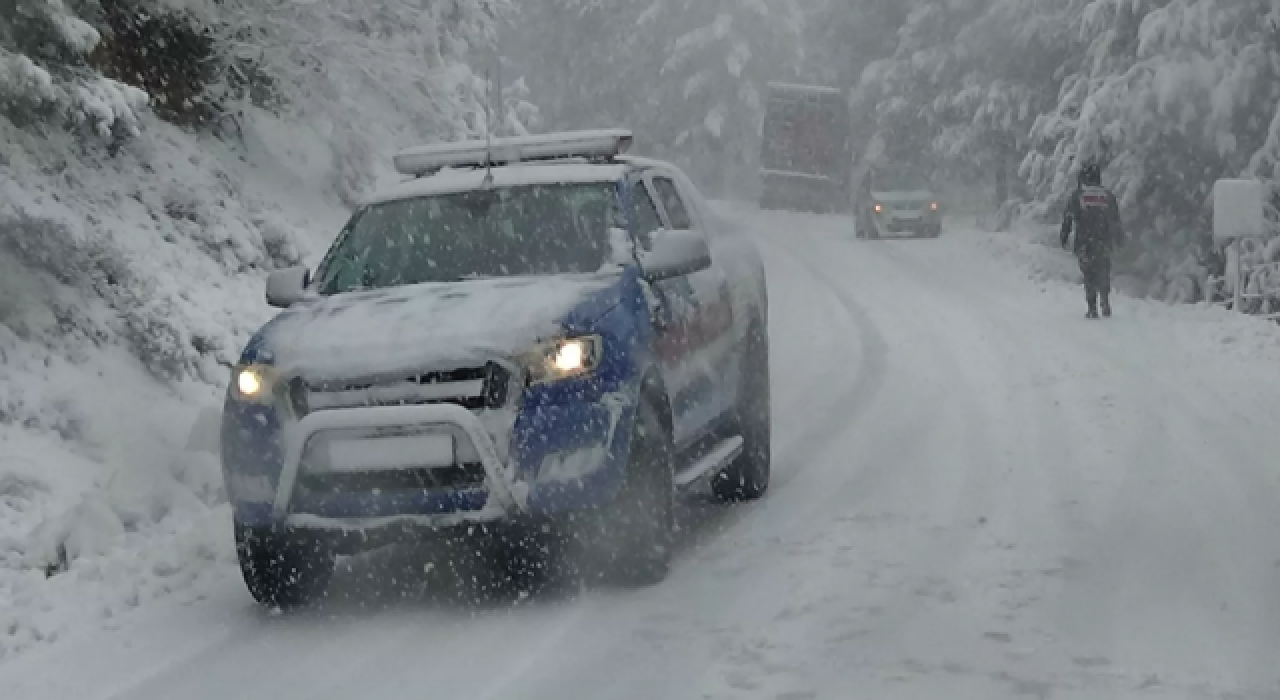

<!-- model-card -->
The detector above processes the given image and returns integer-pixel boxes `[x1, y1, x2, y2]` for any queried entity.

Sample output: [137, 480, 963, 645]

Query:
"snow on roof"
[615, 154, 679, 172]
[368, 162, 631, 204]
[766, 81, 845, 97]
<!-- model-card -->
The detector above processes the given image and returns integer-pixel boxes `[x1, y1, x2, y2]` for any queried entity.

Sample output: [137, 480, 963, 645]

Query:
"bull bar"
[271, 403, 527, 527]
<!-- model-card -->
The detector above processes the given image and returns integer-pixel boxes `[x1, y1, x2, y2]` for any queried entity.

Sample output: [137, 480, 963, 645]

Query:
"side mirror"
[1213, 179, 1272, 241]
[639, 229, 711, 282]
[266, 266, 312, 309]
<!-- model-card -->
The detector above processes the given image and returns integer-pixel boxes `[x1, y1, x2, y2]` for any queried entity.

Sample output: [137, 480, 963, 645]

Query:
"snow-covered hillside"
[0, 0, 535, 659]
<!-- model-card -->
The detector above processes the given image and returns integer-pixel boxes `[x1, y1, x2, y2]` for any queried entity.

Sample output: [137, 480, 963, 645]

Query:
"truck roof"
[766, 81, 845, 97]
[368, 162, 632, 205]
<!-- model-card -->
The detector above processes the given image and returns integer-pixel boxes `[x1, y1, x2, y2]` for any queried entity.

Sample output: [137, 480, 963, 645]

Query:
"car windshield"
[315, 183, 619, 294]
[873, 170, 932, 192]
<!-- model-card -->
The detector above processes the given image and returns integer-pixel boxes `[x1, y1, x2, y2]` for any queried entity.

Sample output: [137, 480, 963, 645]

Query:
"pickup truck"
[220, 130, 771, 606]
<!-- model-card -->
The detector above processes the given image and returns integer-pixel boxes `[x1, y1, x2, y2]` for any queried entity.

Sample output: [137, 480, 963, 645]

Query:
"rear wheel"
[713, 323, 772, 502]
[235, 524, 335, 608]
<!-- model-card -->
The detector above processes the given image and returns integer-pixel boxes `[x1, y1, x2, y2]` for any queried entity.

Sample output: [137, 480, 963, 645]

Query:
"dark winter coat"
[1061, 185, 1125, 261]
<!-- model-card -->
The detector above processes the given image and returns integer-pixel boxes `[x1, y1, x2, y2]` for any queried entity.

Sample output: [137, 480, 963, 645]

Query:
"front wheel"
[596, 398, 674, 585]
[235, 524, 335, 608]
[713, 323, 771, 502]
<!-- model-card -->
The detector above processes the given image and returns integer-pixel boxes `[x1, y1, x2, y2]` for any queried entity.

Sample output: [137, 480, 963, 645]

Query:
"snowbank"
[0, 111, 348, 659]
[974, 228, 1280, 367]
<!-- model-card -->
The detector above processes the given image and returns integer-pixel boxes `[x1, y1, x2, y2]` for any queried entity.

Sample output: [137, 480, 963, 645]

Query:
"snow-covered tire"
[713, 322, 772, 502]
[861, 213, 881, 240]
[600, 398, 675, 586]
[235, 524, 335, 608]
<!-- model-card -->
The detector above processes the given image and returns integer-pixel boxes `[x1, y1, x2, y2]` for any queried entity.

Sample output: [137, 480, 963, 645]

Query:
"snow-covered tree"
[1021, 0, 1280, 300]
[851, 0, 1280, 300]
[501, 0, 650, 132]
[508, 0, 808, 197]
[637, 0, 806, 194]
[0, 0, 148, 140]
[804, 0, 910, 91]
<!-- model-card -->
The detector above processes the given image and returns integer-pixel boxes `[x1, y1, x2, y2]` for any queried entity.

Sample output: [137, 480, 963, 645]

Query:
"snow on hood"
[254, 274, 618, 381]
[871, 190, 936, 205]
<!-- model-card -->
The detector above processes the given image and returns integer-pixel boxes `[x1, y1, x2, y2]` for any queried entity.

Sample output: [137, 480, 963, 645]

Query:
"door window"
[632, 180, 664, 237]
[652, 177, 694, 230]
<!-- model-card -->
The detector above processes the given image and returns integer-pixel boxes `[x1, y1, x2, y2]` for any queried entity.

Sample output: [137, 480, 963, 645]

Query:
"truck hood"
[871, 190, 936, 206]
[248, 273, 620, 381]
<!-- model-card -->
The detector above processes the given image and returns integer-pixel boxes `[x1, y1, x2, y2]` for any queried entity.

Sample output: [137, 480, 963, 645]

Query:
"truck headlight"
[233, 364, 279, 404]
[524, 335, 603, 384]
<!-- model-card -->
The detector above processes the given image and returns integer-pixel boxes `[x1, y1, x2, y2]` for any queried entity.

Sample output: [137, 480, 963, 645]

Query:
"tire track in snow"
[672, 214, 1028, 695]
[667, 208, 892, 561]
[746, 219, 891, 489]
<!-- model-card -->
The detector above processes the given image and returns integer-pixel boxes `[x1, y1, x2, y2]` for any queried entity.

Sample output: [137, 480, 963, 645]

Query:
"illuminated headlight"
[873, 203, 884, 214]
[930, 201, 940, 212]
[232, 364, 278, 404]
[523, 335, 603, 384]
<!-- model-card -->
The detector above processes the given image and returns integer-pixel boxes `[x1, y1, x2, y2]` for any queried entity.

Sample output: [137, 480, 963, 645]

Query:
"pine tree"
[0, 0, 148, 140]
[502, 0, 654, 132]
[641, 0, 806, 195]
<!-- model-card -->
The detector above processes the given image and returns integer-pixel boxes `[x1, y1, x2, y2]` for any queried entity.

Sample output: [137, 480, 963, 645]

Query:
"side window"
[632, 180, 664, 237]
[652, 177, 694, 230]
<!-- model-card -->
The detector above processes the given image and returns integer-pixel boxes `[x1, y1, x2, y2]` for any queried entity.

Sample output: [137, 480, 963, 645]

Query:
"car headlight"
[232, 364, 279, 404]
[523, 335, 603, 384]
[873, 203, 884, 214]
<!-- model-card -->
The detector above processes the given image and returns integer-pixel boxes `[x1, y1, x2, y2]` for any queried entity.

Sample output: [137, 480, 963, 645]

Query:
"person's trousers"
[1079, 254, 1111, 309]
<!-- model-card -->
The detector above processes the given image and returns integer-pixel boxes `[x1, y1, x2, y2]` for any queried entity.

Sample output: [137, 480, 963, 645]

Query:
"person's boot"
[1100, 295, 1112, 318]
[1086, 306, 1099, 320]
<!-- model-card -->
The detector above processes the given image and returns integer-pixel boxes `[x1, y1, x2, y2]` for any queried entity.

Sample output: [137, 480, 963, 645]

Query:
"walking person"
[1061, 163, 1125, 318]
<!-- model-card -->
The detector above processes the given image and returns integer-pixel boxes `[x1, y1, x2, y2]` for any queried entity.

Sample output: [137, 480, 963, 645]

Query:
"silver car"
[855, 169, 943, 239]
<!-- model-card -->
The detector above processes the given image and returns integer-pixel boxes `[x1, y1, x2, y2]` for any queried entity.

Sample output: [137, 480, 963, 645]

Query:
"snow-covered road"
[6, 208, 1280, 699]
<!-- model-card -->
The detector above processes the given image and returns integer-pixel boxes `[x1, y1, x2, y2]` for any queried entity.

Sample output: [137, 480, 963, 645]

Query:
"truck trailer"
[758, 82, 853, 214]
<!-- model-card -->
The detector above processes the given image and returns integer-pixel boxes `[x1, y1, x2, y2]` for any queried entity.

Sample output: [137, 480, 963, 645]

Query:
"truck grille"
[295, 464, 487, 496]
[291, 362, 512, 418]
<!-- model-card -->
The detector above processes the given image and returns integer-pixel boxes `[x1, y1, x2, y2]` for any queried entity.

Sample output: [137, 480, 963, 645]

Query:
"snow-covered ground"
[4, 208, 1280, 699]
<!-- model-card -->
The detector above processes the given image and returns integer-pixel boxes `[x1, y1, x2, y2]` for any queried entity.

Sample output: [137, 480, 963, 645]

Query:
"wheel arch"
[638, 368, 674, 438]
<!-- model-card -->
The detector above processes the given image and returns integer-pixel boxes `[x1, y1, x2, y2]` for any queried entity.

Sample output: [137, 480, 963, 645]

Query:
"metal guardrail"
[1205, 259, 1280, 319]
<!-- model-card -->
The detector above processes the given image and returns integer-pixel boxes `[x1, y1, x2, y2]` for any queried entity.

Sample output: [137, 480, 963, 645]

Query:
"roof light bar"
[394, 129, 634, 176]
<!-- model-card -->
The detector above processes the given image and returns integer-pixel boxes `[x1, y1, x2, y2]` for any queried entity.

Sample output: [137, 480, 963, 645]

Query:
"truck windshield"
[315, 183, 619, 294]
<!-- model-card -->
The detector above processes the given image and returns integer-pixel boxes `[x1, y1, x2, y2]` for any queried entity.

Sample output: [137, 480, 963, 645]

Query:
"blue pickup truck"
[220, 130, 771, 606]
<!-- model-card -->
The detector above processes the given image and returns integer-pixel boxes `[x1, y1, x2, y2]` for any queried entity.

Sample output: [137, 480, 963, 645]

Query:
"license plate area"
[326, 433, 456, 472]
[296, 429, 488, 497]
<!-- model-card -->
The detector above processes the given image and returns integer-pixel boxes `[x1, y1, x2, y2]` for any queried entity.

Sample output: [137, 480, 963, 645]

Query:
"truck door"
[646, 173, 736, 447]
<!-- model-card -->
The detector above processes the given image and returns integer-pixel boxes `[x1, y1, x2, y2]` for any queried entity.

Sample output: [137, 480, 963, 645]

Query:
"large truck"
[758, 82, 853, 214]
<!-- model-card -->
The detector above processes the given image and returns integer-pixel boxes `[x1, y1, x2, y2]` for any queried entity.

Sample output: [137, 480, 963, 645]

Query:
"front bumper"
[876, 215, 940, 236]
[223, 389, 637, 533]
